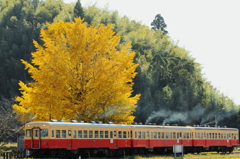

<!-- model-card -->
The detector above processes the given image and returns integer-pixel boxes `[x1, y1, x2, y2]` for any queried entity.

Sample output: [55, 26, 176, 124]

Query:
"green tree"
[151, 14, 168, 34]
[74, 0, 84, 18]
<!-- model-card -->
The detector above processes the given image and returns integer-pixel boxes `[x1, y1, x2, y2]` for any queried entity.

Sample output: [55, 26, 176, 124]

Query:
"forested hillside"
[1, 0, 239, 127]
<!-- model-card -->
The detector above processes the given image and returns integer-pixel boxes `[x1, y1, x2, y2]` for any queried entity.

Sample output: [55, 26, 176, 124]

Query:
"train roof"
[26, 121, 131, 128]
[25, 121, 238, 131]
[193, 127, 238, 131]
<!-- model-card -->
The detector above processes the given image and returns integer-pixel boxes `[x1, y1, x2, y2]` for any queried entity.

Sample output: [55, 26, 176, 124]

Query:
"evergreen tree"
[151, 14, 168, 34]
[74, 0, 84, 18]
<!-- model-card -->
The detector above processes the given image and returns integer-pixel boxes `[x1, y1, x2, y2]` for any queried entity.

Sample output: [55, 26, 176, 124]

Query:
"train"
[24, 120, 239, 157]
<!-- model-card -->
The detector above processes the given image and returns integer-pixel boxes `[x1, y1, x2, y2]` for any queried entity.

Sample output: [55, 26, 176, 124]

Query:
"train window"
[223, 133, 226, 139]
[52, 130, 54, 138]
[41, 129, 48, 137]
[118, 131, 122, 139]
[68, 130, 71, 137]
[177, 133, 179, 139]
[100, 131, 104, 138]
[173, 132, 176, 139]
[161, 132, 164, 139]
[114, 131, 117, 138]
[35, 130, 39, 137]
[62, 130, 66, 139]
[123, 131, 126, 139]
[89, 131, 93, 138]
[84, 130, 88, 138]
[169, 132, 172, 139]
[26, 130, 32, 137]
[73, 131, 76, 138]
[166, 132, 169, 139]
[150, 132, 153, 139]
[95, 131, 99, 138]
[142, 132, 145, 139]
[78, 130, 82, 138]
[128, 131, 130, 138]
[130, 131, 133, 138]
[215, 133, 217, 139]
[233, 133, 236, 139]
[146, 132, 149, 138]
[137, 132, 141, 139]
[154, 132, 157, 139]
[187, 133, 189, 139]
[220, 133, 223, 139]
[56, 130, 60, 139]
[105, 131, 108, 138]
[158, 132, 161, 139]
[110, 131, 113, 138]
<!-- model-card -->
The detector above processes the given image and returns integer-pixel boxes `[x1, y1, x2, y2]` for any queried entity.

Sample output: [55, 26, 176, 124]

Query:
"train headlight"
[43, 124, 46, 127]
[27, 125, 30, 127]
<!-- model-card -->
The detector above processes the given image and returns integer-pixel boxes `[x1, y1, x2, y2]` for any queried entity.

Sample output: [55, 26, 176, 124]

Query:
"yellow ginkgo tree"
[13, 18, 140, 124]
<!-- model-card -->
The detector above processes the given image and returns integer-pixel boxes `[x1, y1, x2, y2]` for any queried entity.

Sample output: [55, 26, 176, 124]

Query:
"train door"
[32, 127, 41, 149]
[111, 130, 118, 148]
[67, 129, 72, 149]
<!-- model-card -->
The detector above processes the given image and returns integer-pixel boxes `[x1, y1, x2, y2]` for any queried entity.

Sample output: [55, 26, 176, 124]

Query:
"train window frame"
[173, 132, 176, 139]
[118, 131, 122, 139]
[161, 132, 164, 139]
[153, 132, 157, 139]
[95, 131, 99, 138]
[68, 130, 71, 137]
[142, 132, 145, 139]
[52, 130, 54, 138]
[100, 131, 104, 139]
[166, 132, 169, 139]
[123, 131, 126, 139]
[62, 130, 66, 139]
[78, 130, 82, 138]
[105, 131, 109, 138]
[150, 132, 153, 139]
[73, 130, 76, 138]
[169, 132, 172, 139]
[56, 130, 60, 139]
[158, 132, 161, 139]
[223, 133, 226, 139]
[146, 132, 149, 138]
[41, 129, 48, 137]
[34, 130, 39, 137]
[89, 131, 93, 138]
[26, 129, 32, 137]
[84, 130, 88, 138]
[110, 131, 113, 138]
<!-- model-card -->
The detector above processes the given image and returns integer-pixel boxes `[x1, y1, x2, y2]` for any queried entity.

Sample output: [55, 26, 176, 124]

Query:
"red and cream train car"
[24, 121, 238, 157]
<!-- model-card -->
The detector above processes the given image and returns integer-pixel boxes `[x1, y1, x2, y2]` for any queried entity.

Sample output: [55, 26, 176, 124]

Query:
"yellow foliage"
[13, 18, 140, 124]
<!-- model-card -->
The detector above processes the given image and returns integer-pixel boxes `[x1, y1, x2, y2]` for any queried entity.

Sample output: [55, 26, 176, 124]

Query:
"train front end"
[24, 122, 51, 156]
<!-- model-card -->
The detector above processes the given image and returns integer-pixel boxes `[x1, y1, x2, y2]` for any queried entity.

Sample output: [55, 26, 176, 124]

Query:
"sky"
[64, 0, 240, 105]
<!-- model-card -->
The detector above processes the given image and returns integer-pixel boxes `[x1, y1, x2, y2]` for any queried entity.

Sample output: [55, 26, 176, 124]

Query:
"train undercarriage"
[29, 146, 235, 158]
